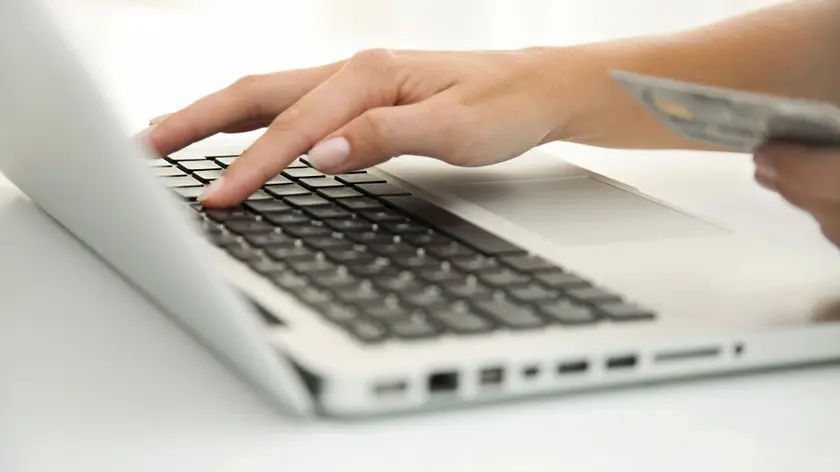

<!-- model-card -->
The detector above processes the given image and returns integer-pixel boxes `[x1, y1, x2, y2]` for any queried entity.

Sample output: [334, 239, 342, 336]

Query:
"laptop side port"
[605, 354, 638, 370]
[558, 360, 589, 375]
[372, 379, 409, 397]
[478, 366, 504, 387]
[428, 371, 459, 394]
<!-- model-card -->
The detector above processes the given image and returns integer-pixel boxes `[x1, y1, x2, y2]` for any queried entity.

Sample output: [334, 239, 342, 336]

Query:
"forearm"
[550, 0, 840, 150]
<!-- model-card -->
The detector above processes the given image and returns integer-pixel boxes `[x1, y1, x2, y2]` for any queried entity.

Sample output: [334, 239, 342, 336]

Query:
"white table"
[4, 1, 840, 471]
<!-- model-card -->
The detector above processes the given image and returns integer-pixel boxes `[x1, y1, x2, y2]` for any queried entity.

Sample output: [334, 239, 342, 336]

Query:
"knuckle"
[360, 109, 394, 142]
[230, 74, 265, 93]
[348, 48, 398, 75]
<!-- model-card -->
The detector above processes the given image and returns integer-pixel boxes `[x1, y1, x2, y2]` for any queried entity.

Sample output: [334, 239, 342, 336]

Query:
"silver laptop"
[3, 0, 840, 419]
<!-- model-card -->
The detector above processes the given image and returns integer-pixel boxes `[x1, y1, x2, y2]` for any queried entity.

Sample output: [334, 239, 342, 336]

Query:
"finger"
[200, 49, 407, 207]
[307, 96, 458, 174]
[145, 61, 343, 157]
[756, 141, 840, 202]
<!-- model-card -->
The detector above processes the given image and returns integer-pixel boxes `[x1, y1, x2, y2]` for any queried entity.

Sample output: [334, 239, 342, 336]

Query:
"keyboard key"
[383, 220, 428, 234]
[373, 274, 423, 292]
[325, 219, 375, 232]
[426, 242, 475, 258]
[193, 169, 223, 182]
[265, 184, 310, 198]
[166, 155, 207, 162]
[335, 172, 386, 185]
[296, 287, 334, 306]
[227, 244, 262, 262]
[596, 301, 655, 321]
[325, 248, 376, 264]
[502, 254, 557, 272]
[404, 288, 448, 307]
[355, 182, 410, 197]
[249, 258, 289, 274]
[566, 286, 622, 304]
[209, 155, 238, 166]
[225, 219, 275, 234]
[179, 160, 220, 171]
[310, 272, 361, 289]
[288, 158, 309, 168]
[368, 242, 416, 255]
[336, 197, 383, 211]
[392, 253, 441, 269]
[209, 231, 239, 247]
[317, 187, 364, 199]
[283, 167, 324, 179]
[347, 261, 401, 278]
[383, 196, 524, 255]
[263, 210, 311, 225]
[360, 208, 406, 222]
[161, 176, 202, 188]
[474, 301, 545, 329]
[429, 306, 493, 334]
[508, 284, 560, 303]
[477, 269, 530, 287]
[402, 231, 452, 246]
[535, 271, 591, 289]
[348, 320, 388, 343]
[539, 300, 599, 325]
[271, 272, 309, 290]
[246, 200, 292, 213]
[282, 224, 332, 238]
[305, 235, 353, 250]
[346, 231, 395, 245]
[337, 285, 385, 303]
[204, 208, 252, 222]
[288, 258, 338, 274]
[299, 177, 342, 189]
[265, 175, 293, 185]
[303, 205, 351, 219]
[243, 232, 295, 247]
[265, 245, 315, 260]
[444, 281, 494, 299]
[357, 300, 410, 321]
[450, 255, 499, 272]
[284, 195, 330, 207]
[389, 316, 439, 339]
[320, 303, 359, 323]
[416, 267, 464, 284]
[154, 166, 186, 177]
[172, 186, 205, 200]
[246, 190, 272, 200]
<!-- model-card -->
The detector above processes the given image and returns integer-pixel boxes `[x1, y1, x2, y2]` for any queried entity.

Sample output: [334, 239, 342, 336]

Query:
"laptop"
[3, 0, 840, 419]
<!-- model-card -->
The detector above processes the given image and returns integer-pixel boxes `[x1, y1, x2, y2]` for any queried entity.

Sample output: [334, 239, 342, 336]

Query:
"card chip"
[653, 99, 694, 120]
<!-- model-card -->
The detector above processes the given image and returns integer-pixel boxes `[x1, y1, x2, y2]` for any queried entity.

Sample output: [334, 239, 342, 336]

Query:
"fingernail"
[200, 177, 225, 202]
[308, 137, 350, 170]
[135, 122, 158, 140]
[150, 113, 171, 125]
[755, 165, 778, 190]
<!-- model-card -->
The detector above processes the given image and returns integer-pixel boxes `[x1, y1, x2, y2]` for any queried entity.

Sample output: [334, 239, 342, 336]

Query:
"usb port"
[558, 360, 589, 375]
[479, 367, 504, 387]
[605, 354, 638, 370]
[373, 379, 408, 397]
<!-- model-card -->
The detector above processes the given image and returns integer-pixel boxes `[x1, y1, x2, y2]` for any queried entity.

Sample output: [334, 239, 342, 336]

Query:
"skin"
[143, 0, 840, 247]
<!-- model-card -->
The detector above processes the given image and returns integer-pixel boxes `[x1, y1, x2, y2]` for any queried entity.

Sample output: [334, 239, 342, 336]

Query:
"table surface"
[4, 1, 840, 471]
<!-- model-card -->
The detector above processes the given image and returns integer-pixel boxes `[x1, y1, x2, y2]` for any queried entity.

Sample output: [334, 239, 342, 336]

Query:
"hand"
[754, 142, 840, 247]
[143, 48, 569, 208]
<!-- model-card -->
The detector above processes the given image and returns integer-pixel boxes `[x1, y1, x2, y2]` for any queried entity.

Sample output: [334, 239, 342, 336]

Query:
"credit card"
[610, 70, 840, 152]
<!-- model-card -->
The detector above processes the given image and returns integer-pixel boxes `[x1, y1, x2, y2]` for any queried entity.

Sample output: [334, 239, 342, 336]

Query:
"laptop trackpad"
[445, 177, 726, 245]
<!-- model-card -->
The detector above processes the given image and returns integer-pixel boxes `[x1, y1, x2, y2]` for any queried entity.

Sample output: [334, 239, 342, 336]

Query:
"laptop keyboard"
[150, 154, 656, 344]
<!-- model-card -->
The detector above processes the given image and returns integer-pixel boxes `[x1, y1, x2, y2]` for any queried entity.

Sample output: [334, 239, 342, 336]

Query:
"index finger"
[144, 61, 344, 157]
[200, 50, 403, 207]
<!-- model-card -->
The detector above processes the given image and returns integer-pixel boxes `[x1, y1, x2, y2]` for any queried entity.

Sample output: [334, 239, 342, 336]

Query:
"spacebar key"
[382, 195, 524, 255]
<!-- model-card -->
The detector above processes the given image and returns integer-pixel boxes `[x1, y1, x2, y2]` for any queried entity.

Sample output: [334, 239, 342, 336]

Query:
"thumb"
[307, 100, 450, 174]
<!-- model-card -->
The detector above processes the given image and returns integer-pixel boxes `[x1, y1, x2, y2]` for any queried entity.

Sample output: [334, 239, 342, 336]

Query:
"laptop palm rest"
[443, 177, 727, 245]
